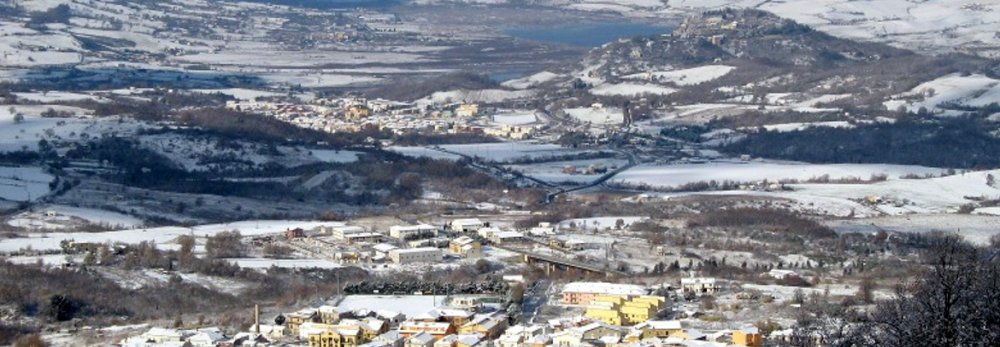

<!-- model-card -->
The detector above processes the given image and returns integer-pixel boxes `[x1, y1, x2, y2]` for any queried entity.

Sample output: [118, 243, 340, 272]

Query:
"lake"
[505, 22, 673, 47]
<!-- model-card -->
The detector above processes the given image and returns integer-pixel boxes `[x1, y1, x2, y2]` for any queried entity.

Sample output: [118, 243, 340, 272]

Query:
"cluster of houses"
[278, 218, 532, 266]
[118, 278, 766, 347]
[225, 97, 541, 140]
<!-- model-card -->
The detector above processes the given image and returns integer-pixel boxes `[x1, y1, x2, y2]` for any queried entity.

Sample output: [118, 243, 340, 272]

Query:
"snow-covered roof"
[334, 225, 366, 233]
[680, 277, 717, 285]
[390, 247, 440, 255]
[562, 282, 648, 296]
[457, 334, 482, 345]
[372, 243, 398, 252]
[452, 218, 483, 225]
[493, 231, 524, 239]
[390, 224, 436, 231]
[451, 236, 477, 245]
[644, 320, 682, 330]
[409, 332, 436, 343]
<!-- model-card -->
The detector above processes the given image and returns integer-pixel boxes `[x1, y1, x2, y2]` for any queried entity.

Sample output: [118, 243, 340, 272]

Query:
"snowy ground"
[335, 295, 449, 318]
[492, 113, 539, 125]
[7, 204, 144, 230]
[883, 73, 1000, 115]
[436, 142, 593, 163]
[667, 0, 1000, 58]
[0, 107, 141, 153]
[826, 214, 1000, 245]
[502, 71, 559, 89]
[565, 106, 624, 125]
[557, 216, 649, 231]
[623, 65, 735, 86]
[505, 158, 629, 184]
[387, 146, 463, 161]
[0, 166, 54, 202]
[590, 83, 676, 97]
[417, 89, 536, 104]
[611, 161, 949, 189]
[635, 169, 1000, 219]
[0, 220, 345, 253]
[310, 150, 362, 163]
[223, 258, 344, 270]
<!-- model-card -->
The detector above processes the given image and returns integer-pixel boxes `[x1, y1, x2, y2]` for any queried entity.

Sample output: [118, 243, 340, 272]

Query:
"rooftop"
[562, 282, 648, 296]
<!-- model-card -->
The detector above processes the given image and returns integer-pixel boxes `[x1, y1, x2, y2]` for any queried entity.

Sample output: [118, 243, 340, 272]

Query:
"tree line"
[723, 115, 1000, 169]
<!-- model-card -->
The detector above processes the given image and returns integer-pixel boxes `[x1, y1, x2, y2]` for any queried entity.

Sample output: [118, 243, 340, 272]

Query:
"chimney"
[254, 304, 261, 335]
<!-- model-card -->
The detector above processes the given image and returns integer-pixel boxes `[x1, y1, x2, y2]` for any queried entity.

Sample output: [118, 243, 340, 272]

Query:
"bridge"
[497, 246, 627, 278]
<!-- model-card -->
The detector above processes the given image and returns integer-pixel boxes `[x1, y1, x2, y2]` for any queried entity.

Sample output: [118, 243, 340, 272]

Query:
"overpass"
[497, 246, 627, 278]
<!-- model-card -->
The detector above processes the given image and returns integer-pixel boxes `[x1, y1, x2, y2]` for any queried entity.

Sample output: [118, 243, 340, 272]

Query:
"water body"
[505, 22, 672, 47]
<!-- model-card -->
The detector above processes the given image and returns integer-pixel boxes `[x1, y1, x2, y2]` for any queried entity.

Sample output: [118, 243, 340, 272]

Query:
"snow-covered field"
[558, 216, 649, 231]
[13, 91, 108, 103]
[827, 214, 1000, 245]
[502, 71, 559, 89]
[436, 142, 592, 162]
[640, 169, 1000, 219]
[190, 88, 282, 101]
[623, 65, 735, 86]
[417, 89, 536, 104]
[565, 106, 624, 125]
[387, 146, 463, 161]
[0, 166, 54, 202]
[884, 73, 1000, 115]
[310, 150, 362, 163]
[7, 205, 143, 230]
[612, 162, 949, 189]
[224, 258, 344, 270]
[336, 295, 449, 318]
[506, 158, 629, 184]
[590, 83, 676, 97]
[0, 220, 346, 253]
[492, 113, 538, 125]
[0, 107, 139, 153]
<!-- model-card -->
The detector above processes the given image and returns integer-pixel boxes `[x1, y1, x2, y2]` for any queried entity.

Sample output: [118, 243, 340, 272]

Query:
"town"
[66, 211, 881, 347]
[225, 98, 544, 141]
[2, 0, 1000, 346]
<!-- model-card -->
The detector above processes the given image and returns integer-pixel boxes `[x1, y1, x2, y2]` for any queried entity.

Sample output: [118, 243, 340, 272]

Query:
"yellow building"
[287, 309, 319, 336]
[345, 105, 371, 119]
[307, 327, 362, 347]
[584, 301, 625, 326]
[317, 306, 351, 324]
[449, 236, 482, 258]
[584, 295, 667, 326]
[633, 320, 683, 339]
[456, 103, 479, 117]
[458, 313, 507, 338]
[733, 327, 763, 347]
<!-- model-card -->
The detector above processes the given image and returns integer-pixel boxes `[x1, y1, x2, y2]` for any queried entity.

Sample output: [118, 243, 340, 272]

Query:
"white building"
[680, 277, 721, 295]
[388, 247, 442, 264]
[451, 218, 485, 232]
[332, 225, 367, 240]
[389, 224, 438, 239]
[528, 222, 556, 236]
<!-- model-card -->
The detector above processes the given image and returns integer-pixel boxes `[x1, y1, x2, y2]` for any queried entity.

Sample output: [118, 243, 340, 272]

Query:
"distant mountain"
[415, 0, 1000, 59]
[552, 9, 997, 125]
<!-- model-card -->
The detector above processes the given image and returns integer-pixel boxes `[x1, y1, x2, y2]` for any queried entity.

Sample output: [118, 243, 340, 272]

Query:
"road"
[521, 279, 551, 324]
[543, 148, 638, 204]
